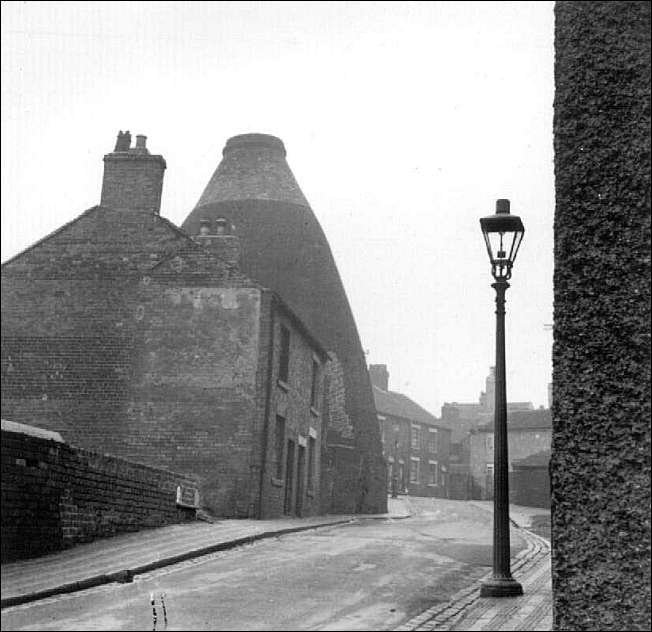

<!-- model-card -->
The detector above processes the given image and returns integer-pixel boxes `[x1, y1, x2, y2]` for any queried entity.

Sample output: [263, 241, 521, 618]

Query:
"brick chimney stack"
[369, 364, 389, 391]
[100, 131, 166, 213]
[193, 217, 241, 268]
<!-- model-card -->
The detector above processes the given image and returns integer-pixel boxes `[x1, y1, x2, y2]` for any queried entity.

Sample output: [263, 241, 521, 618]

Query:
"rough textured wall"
[259, 296, 326, 518]
[183, 134, 387, 514]
[1, 428, 196, 562]
[552, 2, 651, 630]
[101, 152, 166, 214]
[1, 206, 263, 517]
[131, 279, 262, 516]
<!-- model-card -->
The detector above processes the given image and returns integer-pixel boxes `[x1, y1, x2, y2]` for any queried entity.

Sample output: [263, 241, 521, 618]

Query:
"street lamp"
[479, 198, 525, 598]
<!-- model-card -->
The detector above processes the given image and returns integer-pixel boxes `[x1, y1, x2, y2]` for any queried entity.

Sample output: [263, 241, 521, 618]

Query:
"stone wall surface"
[552, 2, 651, 630]
[1, 428, 196, 562]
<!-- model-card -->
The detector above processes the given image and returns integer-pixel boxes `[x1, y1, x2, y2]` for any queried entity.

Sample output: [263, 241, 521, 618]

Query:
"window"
[428, 428, 439, 453]
[307, 437, 316, 490]
[310, 359, 320, 408]
[409, 458, 420, 483]
[411, 425, 420, 450]
[429, 461, 438, 485]
[275, 416, 285, 478]
[485, 435, 494, 451]
[278, 326, 290, 383]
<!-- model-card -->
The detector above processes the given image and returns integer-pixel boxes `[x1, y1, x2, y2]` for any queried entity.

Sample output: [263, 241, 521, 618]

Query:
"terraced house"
[369, 364, 451, 497]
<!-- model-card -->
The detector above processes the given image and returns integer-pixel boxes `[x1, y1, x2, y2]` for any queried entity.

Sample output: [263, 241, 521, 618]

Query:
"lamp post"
[479, 198, 525, 598]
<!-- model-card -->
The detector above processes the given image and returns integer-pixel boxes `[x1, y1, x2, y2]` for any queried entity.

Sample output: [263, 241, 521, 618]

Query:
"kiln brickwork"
[552, 2, 651, 630]
[183, 133, 387, 514]
[1, 422, 196, 562]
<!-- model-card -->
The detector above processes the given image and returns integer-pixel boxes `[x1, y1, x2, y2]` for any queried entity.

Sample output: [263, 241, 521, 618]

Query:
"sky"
[1, 1, 555, 416]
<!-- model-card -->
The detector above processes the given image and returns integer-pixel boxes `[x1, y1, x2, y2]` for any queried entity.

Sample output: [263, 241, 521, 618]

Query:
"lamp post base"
[480, 577, 523, 598]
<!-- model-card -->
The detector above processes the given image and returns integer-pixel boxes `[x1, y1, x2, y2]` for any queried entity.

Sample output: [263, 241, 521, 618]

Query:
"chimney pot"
[135, 135, 147, 150]
[199, 219, 212, 236]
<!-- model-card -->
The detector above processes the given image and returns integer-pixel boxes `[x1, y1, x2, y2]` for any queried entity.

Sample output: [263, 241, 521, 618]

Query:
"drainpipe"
[257, 291, 276, 519]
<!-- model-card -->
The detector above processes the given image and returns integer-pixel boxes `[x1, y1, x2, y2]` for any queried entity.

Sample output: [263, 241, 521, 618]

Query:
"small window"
[307, 436, 316, 490]
[310, 359, 320, 408]
[275, 416, 285, 478]
[409, 458, 420, 483]
[428, 428, 439, 453]
[278, 326, 290, 383]
[411, 425, 420, 450]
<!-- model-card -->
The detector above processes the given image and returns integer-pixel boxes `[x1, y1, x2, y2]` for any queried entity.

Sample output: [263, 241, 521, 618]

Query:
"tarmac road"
[1, 498, 526, 631]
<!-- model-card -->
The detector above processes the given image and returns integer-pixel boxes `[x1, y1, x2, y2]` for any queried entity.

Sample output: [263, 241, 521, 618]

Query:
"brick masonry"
[552, 2, 651, 630]
[1, 199, 328, 519]
[1, 427, 196, 562]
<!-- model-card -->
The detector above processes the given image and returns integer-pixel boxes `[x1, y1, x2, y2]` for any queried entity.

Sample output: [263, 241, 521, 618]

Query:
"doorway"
[284, 439, 295, 515]
[296, 445, 306, 517]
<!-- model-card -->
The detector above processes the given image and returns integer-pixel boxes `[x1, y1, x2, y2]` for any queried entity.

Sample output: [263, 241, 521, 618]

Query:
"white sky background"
[1, 1, 555, 415]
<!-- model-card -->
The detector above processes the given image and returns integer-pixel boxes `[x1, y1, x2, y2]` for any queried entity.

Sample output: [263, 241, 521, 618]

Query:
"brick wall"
[511, 466, 550, 509]
[258, 294, 326, 518]
[1, 208, 264, 517]
[1, 428, 196, 562]
[553, 2, 651, 629]
[101, 152, 166, 214]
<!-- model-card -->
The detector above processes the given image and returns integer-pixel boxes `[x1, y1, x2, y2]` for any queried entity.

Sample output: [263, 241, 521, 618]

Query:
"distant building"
[369, 364, 451, 497]
[439, 367, 533, 480]
[468, 408, 552, 502]
[1, 133, 331, 519]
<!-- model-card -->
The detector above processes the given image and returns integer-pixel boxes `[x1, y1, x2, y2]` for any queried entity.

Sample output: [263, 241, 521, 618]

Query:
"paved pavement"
[396, 503, 552, 631]
[1, 497, 412, 608]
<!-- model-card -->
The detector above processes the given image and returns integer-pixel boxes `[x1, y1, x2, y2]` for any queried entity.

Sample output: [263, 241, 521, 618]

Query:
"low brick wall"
[1, 428, 198, 562]
[511, 467, 551, 509]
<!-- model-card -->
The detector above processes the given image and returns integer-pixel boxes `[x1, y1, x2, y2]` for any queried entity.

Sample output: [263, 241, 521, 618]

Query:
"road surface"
[1, 498, 526, 631]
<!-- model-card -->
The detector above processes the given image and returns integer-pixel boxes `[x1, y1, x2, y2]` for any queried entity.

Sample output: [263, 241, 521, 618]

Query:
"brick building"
[369, 364, 451, 497]
[468, 408, 552, 502]
[1, 132, 330, 519]
[182, 133, 386, 515]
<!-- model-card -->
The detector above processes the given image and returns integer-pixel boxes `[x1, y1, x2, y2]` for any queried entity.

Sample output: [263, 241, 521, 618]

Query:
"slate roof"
[477, 408, 552, 432]
[372, 385, 441, 427]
